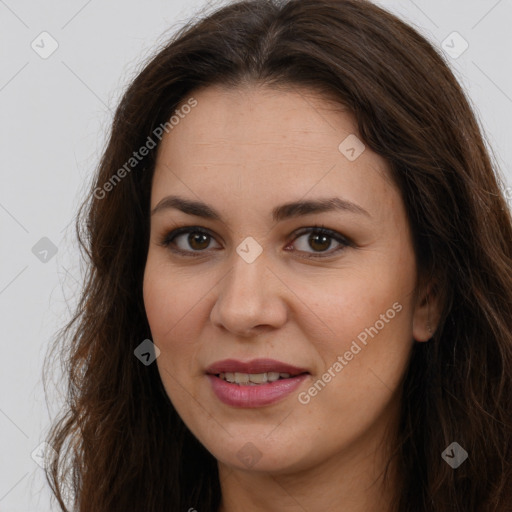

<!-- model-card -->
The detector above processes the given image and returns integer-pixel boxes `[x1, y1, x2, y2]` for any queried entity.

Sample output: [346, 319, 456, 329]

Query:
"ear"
[412, 279, 442, 342]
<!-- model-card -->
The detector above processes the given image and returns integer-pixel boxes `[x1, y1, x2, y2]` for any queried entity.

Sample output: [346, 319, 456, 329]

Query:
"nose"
[209, 250, 288, 337]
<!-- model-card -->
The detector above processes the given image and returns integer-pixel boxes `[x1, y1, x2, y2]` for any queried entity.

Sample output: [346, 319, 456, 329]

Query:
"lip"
[205, 358, 308, 376]
[207, 374, 309, 407]
[205, 358, 310, 408]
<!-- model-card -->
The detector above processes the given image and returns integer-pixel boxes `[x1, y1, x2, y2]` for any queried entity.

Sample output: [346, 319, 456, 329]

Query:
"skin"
[143, 84, 440, 512]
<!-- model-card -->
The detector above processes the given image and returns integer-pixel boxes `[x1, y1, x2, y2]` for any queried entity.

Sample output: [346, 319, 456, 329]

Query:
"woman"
[43, 0, 512, 510]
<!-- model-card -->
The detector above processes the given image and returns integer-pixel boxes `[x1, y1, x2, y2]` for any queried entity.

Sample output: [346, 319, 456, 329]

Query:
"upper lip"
[205, 358, 309, 376]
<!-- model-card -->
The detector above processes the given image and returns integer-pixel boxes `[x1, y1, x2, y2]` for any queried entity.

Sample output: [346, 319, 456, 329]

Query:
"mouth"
[205, 359, 310, 407]
[205, 358, 309, 383]
[215, 371, 300, 385]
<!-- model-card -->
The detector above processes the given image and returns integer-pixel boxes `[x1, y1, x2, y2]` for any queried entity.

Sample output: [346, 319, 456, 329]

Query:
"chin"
[198, 428, 314, 474]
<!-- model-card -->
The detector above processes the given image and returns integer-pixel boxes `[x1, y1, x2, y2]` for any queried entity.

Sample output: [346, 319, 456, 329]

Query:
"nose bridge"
[222, 249, 269, 311]
[211, 245, 286, 334]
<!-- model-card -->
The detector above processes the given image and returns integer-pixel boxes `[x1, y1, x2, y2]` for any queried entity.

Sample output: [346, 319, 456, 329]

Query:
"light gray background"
[1, 0, 511, 510]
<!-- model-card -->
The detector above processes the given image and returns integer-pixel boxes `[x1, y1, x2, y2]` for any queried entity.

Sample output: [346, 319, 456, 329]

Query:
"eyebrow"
[151, 195, 371, 221]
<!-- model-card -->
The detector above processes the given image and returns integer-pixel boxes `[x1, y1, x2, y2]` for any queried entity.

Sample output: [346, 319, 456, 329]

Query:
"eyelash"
[157, 224, 353, 259]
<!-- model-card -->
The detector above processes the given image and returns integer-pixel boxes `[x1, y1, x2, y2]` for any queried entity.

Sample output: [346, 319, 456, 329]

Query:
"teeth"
[234, 372, 249, 384]
[267, 372, 280, 382]
[248, 372, 267, 384]
[218, 371, 294, 385]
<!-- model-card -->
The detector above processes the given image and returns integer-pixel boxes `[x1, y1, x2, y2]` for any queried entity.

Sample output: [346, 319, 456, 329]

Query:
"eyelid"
[158, 226, 220, 257]
[287, 226, 352, 259]
[158, 224, 353, 258]
[291, 225, 353, 247]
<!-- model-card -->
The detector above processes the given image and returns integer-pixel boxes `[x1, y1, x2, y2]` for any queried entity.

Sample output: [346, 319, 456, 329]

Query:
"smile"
[217, 371, 291, 385]
[205, 359, 310, 407]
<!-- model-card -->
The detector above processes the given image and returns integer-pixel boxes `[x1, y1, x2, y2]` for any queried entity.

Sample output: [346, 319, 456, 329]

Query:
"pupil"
[310, 233, 330, 252]
[189, 233, 209, 250]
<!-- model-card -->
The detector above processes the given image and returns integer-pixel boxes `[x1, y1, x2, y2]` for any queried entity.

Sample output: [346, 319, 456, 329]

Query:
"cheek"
[294, 245, 416, 411]
[295, 255, 415, 358]
[143, 263, 205, 416]
[305, 288, 414, 396]
[142, 260, 206, 374]
[144, 256, 199, 337]
[293, 293, 413, 457]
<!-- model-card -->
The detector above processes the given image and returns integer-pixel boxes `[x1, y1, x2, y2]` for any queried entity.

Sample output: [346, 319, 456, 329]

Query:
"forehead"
[157, 84, 358, 163]
[151, 84, 399, 223]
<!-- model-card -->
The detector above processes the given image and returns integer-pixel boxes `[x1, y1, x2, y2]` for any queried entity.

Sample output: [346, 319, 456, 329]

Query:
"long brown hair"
[43, 0, 512, 510]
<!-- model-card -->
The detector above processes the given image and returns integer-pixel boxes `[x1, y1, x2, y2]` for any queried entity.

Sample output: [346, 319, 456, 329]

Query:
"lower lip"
[207, 374, 309, 408]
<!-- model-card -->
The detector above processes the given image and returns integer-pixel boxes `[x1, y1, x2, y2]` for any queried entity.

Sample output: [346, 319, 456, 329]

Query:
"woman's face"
[143, 84, 432, 474]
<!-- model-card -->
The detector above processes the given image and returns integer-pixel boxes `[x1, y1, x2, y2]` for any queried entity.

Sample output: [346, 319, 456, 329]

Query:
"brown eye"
[160, 225, 350, 259]
[160, 227, 221, 255]
[290, 227, 351, 258]
[187, 232, 210, 250]
[307, 232, 332, 252]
